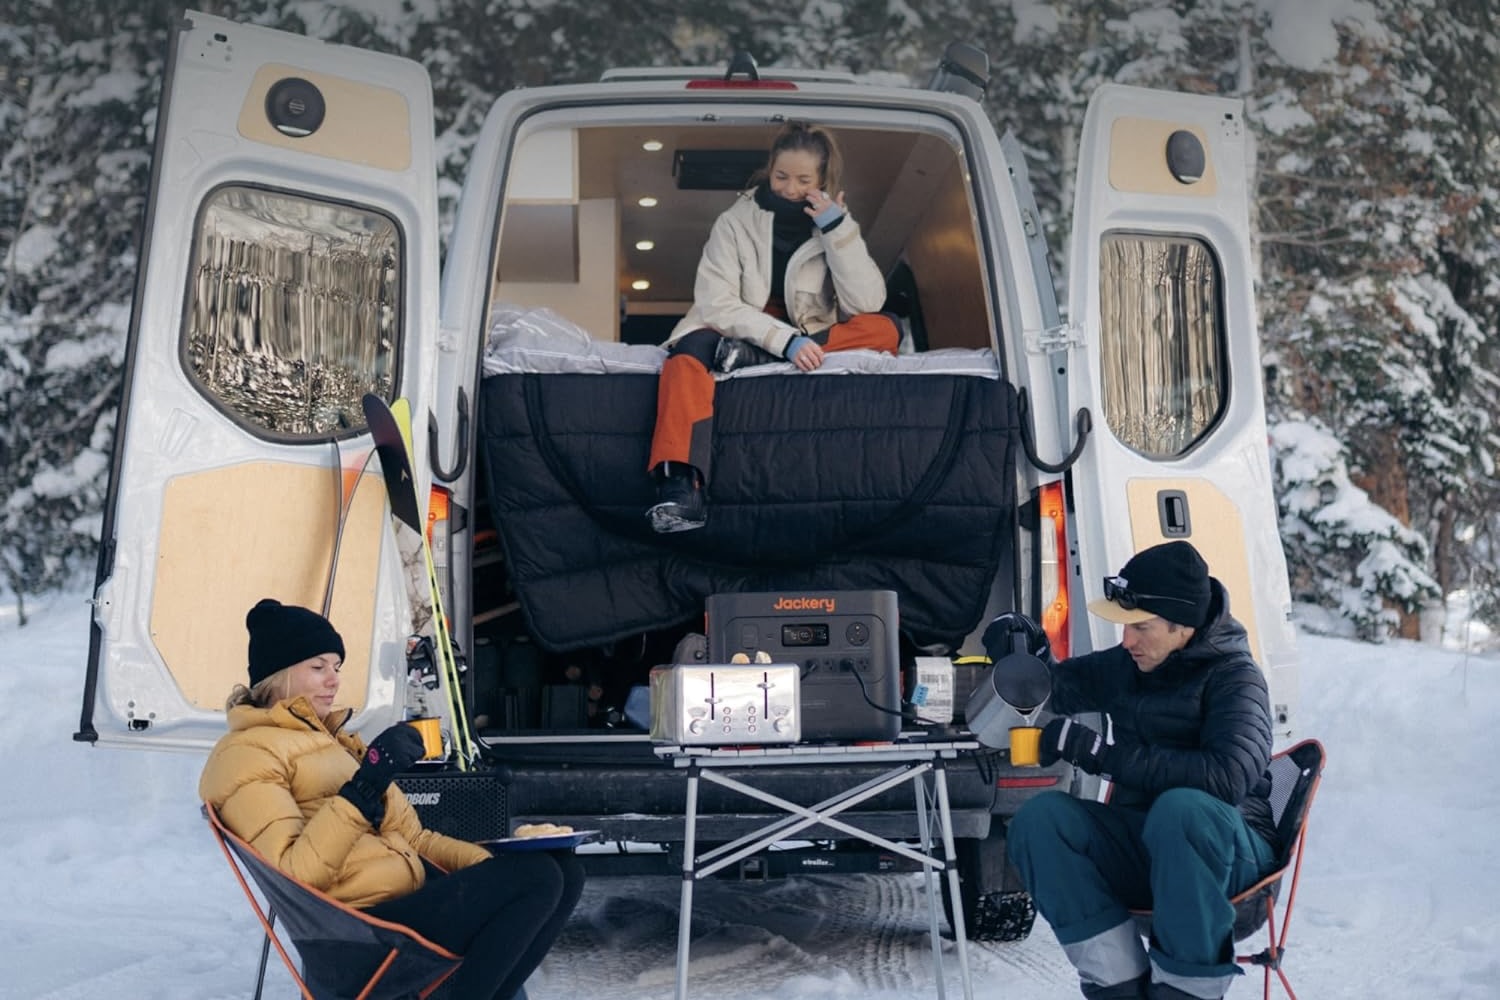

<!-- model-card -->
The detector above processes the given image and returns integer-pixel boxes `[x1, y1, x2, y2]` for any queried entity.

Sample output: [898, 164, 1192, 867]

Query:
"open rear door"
[1066, 84, 1297, 732]
[76, 11, 439, 750]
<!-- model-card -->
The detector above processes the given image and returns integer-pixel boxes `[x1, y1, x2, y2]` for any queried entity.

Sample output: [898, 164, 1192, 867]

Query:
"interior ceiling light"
[638, 196, 658, 207]
[642, 140, 663, 151]
[635, 240, 655, 251]
[631, 279, 651, 290]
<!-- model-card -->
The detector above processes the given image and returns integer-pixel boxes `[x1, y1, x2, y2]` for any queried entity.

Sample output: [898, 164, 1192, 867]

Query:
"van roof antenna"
[725, 50, 760, 82]
[927, 41, 989, 101]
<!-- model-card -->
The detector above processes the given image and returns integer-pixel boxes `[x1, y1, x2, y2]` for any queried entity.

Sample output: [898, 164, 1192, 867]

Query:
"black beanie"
[1086, 540, 1213, 629]
[245, 598, 346, 687]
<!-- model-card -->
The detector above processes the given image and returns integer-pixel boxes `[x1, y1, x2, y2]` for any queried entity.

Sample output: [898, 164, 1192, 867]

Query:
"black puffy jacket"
[1049, 579, 1275, 845]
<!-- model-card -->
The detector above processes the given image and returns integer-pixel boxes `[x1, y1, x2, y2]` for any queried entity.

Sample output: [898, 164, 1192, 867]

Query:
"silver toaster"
[649, 663, 801, 745]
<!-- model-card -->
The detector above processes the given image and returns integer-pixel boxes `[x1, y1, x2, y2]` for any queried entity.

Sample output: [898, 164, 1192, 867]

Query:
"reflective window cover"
[183, 186, 400, 438]
[1098, 234, 1226, 458]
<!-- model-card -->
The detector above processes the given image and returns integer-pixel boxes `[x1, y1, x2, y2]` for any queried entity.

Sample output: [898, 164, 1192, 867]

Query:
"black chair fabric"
[1230, 739, 1325, 940]
[204, 805, 461, 1000]
[1129, 738, 1326, 1000]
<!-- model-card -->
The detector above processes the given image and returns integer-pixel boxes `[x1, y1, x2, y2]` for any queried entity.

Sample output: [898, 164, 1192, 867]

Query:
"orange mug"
[407, 717, 444, 760]
[1009, 726, 1042, 767]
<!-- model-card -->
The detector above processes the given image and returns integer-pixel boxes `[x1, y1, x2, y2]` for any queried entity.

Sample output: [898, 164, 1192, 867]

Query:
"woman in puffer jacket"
[200, 598, 583, 1000]
[645, 120, 901, 533]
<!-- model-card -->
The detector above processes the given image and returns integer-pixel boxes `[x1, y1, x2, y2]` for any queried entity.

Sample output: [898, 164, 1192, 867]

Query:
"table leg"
[914, 769, 948, 1000]
[676, 763, 701, 1000]
[933, 759, 973, 1000]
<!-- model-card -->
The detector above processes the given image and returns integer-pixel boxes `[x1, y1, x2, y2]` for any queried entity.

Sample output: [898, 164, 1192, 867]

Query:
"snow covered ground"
[3, 591, 1498, 999]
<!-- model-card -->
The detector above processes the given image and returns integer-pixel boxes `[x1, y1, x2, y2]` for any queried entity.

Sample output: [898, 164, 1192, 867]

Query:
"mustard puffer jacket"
[199, 698, 491, 908]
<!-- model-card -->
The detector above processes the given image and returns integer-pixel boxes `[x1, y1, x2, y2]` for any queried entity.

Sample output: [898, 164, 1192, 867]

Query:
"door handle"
[1157, 489, 1191, 536]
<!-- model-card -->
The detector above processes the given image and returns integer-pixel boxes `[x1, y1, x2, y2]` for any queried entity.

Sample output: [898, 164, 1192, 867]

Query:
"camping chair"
[1131, 738, 1326, 1000]
[203, 803, 462, 1000]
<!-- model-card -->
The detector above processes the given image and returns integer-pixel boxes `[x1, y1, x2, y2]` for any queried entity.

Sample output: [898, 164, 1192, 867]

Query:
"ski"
[362, 393, 477, 770]
[321, 432, 378, 618]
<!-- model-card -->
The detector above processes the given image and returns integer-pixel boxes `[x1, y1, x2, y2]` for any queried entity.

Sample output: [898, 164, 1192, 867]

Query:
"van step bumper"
[507, 808, 993, 845]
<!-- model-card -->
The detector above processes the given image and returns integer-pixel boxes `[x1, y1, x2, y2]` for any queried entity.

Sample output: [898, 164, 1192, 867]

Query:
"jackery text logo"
[772, 596, 837, 614]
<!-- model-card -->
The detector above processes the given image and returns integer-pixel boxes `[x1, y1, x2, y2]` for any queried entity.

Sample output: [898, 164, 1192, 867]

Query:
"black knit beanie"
[1087, 541, 1214, 629]
[245, 598, 346, 687]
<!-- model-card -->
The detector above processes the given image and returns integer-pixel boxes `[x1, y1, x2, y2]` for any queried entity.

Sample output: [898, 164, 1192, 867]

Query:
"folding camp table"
[655, 741, 978, 1000]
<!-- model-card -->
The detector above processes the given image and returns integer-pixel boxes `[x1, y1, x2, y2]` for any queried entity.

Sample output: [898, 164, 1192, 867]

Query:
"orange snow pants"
[647, 312, 900, 480]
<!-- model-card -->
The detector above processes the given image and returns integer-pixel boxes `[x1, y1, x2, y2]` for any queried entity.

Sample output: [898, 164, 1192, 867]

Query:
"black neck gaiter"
[754, 184, 814, 303]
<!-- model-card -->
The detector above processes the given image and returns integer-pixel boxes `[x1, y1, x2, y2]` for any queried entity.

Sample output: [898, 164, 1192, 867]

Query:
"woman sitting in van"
[200, 598, 583, 1000]
[647, 120, 899, 533]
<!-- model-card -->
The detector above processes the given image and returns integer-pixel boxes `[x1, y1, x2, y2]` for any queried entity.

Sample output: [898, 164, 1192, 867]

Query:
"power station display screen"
[781, 623, 830, 647]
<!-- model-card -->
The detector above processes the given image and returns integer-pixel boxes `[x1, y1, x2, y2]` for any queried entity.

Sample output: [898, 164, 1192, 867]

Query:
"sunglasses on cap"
[1102, 575, 1196, 612]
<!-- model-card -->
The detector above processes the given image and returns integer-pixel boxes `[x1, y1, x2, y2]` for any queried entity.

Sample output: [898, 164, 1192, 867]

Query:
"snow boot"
[1146, 983, 1218, 1000]
[648, 461, 706, 532]
[1082, 973, 1148, 999]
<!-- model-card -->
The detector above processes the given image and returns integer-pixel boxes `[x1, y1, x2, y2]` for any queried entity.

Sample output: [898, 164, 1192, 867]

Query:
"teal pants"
[1007, 788, 1275, 992]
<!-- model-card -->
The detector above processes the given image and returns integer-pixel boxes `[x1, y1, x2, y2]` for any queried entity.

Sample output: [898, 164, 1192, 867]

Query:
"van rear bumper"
[398, 746, 999, 846]
[509, 743, 999, 853]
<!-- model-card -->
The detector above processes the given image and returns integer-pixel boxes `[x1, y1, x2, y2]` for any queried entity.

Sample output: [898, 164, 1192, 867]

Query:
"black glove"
[982, 612, 1053, 664]
[1039, 717, 1111, 774]
[339, 723, 426, 826]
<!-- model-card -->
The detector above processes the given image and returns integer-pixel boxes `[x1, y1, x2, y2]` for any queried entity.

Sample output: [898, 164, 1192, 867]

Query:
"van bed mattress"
[477, 368, 1020, 653]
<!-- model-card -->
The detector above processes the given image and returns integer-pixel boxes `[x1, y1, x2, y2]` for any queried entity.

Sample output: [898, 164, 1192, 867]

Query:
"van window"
[1098, 233, 1225, 458]
[182, 186, 400, 438]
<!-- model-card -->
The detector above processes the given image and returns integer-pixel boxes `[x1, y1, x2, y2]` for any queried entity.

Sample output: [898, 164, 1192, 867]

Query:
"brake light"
[684, 79, 798, 90]
[1038, 481, 1070, 659]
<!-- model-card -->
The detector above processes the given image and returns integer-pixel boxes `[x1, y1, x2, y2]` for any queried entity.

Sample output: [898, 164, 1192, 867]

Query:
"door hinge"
[1024, 322, 1083, 355]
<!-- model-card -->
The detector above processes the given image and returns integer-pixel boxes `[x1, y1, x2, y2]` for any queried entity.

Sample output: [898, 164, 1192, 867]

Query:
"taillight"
[1038, 481, 1070, 659]
[426, 486, 451, 546]
[426, 485, 453, 626]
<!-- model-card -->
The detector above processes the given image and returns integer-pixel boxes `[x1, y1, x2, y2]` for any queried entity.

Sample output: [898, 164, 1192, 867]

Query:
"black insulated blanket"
[478, 372, 1020, 652]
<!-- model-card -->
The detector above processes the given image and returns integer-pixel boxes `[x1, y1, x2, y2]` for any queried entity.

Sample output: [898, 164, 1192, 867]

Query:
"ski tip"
[360, 393, 385, 421]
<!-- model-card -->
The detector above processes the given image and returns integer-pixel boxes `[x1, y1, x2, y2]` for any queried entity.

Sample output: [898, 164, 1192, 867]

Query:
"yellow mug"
[1009, 726, 1043, 767]
[407, 717, 444, 761]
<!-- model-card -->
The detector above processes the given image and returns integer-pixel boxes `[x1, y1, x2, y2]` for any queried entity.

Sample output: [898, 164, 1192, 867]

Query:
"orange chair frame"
[1131, 738, 1326, 1000]
[204, 804, 461, 1000]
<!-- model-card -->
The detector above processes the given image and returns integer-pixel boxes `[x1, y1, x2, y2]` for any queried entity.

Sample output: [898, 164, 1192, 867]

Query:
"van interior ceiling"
[491, 120, 991, 350]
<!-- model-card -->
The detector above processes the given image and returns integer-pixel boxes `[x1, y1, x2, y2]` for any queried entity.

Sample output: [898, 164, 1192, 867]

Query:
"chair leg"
[253, 907, 276, 1000]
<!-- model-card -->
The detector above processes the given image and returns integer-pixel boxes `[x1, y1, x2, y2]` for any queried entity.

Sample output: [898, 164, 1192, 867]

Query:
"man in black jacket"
[990, 540, 1275, 1000]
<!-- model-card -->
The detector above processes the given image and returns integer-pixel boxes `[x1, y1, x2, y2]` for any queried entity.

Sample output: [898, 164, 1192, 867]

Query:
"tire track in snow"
[533, 872, 1083, 999]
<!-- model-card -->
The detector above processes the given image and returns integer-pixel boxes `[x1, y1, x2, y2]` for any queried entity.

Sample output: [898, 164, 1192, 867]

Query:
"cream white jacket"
[667, 190, 887, 358]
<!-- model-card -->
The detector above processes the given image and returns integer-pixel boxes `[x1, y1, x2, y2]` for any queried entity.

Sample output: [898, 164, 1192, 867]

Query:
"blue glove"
[785, 335, 815, 363]
[811, 202, 846, 231]
[1039, 717, 1112, 773]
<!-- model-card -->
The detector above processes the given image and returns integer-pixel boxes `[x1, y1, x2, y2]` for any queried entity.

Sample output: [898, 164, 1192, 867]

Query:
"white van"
[75, 10, 1298, 940]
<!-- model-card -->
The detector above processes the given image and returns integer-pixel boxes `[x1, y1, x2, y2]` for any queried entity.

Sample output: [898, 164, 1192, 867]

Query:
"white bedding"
[482, 304, 1000, 379]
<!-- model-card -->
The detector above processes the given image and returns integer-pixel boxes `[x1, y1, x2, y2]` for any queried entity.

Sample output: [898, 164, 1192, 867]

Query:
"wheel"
[940, 826, 1037, 942]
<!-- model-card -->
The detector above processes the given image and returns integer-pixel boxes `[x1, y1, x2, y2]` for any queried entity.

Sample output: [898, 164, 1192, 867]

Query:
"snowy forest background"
[1, 0, 1497, 643]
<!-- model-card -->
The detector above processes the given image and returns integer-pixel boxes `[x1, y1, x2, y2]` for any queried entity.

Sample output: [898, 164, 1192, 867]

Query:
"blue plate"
[480, 830, 600, 852]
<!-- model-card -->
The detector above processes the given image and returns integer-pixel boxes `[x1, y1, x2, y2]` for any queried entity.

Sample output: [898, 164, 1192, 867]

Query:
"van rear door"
[76, 11, 440, 750]
[1065, 84, 1297, 731]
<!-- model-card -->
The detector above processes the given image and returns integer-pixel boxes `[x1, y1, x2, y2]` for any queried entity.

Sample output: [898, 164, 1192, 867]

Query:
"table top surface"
[653, 739, 981, 765]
